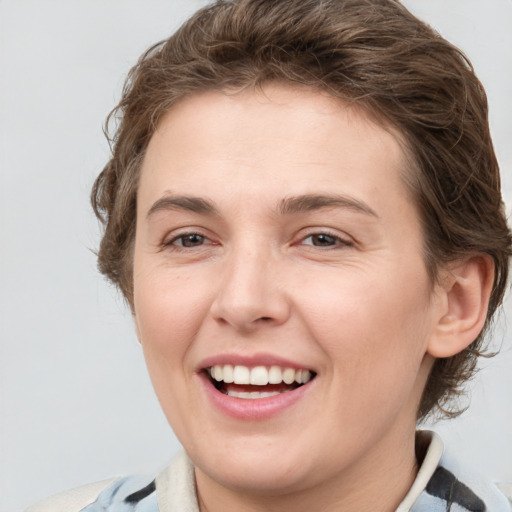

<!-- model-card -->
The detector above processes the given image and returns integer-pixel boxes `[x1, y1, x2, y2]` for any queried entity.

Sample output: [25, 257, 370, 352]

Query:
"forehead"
[139, 84, 411, 212]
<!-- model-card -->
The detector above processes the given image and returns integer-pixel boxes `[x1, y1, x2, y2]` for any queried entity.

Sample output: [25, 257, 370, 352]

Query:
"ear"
[427, 255, 494, 358]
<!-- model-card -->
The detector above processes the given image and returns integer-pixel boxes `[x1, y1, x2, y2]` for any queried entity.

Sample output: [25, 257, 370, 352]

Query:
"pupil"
[183, 234, 204, 247]
[313, 234, 335, 246]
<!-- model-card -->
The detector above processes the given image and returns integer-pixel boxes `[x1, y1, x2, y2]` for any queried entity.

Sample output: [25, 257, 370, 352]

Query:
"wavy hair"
[92, 0, 512, 420]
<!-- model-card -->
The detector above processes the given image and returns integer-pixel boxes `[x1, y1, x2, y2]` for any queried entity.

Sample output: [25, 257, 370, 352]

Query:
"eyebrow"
[147, 194, 219, 218]
[146, 192, 378, 219]
[279, 194, 378, 217]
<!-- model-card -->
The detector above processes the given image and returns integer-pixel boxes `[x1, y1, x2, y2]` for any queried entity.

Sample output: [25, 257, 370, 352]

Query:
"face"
[133, 84, 444, 496]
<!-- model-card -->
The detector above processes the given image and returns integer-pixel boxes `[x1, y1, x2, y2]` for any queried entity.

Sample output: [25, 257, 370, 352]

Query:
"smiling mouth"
[206, 365, 316, 399]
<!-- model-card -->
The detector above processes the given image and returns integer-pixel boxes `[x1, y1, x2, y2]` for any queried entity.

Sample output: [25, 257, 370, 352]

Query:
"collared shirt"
[26, 431, 512, 512]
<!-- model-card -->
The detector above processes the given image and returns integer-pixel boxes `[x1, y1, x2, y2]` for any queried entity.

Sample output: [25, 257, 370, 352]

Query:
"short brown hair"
[92, 0, 512, 419]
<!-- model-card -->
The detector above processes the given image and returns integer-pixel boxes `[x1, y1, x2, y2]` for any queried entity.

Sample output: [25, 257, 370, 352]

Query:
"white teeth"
[250, 366, 269, 386]
[282, 368, 295, 385]
[233, 365, 250, 384]
[260, 391, 281, 398]
[213, 365, 223, 382]
[208, 364, 313, 386]
[222, 364, 234, 383]
[227, 390, 283, 399]
[296, 369, 312, 384]
[268, 366, 282, 384]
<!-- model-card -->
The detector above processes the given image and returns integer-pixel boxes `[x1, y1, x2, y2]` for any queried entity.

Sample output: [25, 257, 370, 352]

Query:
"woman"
[27, 0, 512, 510]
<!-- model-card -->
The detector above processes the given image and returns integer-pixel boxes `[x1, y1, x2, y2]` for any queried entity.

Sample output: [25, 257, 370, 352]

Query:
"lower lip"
[199, 373, 313, 421]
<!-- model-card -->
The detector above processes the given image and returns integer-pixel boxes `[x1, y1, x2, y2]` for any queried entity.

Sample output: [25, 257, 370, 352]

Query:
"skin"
[132, 84, 458, 512]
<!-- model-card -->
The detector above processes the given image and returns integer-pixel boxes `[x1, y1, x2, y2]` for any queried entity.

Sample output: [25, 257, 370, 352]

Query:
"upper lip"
[197, 353, 314, 372]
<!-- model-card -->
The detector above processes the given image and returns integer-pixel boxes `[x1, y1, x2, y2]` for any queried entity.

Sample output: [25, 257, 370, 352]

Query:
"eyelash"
[164, 230, 352, 251]
[299, 231, 353, 249]
[165, 232, 213, 249]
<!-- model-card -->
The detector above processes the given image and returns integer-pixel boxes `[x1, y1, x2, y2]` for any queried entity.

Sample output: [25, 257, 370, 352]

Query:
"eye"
[301, 232, 352, 248]
[168, 232, 210, 248]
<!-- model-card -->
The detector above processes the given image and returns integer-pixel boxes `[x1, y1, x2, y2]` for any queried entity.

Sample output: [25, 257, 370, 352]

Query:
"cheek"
[133, 268, 213, 366]
[299, 268, 433, 393]
[133, 269, 214, 425]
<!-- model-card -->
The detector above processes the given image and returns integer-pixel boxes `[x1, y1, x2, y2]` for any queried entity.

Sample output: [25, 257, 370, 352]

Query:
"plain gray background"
[1, 1, 511, 511]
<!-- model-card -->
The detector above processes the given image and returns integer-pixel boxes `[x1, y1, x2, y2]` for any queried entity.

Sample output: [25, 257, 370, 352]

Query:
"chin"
[197, 454, 317, 496]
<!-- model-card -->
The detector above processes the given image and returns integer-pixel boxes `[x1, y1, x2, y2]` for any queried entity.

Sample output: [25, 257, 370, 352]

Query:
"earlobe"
[427, 255, 494, 358]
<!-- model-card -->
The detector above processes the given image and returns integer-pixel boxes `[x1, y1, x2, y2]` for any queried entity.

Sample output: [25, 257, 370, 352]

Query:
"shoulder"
[497, 483, 512, 506]
[25, 478, 118, 512]
[407, 431, 512, 511]
[436, 441, 512, 511]
[24, 452, 197, 512]
[25, 474, 158, 512]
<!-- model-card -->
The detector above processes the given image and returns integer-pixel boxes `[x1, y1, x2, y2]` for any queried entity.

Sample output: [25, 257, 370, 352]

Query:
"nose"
[209, 245, 291, 331]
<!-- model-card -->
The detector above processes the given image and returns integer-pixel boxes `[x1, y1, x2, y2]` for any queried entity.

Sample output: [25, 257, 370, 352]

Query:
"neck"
[195, 426, 419, 512]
